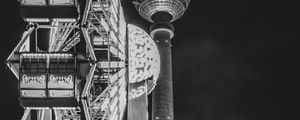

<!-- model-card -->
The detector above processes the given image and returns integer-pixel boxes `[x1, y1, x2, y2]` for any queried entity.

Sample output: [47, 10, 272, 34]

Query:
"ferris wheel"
[6, 0, 163, 120]
[7, 0, 128, 120]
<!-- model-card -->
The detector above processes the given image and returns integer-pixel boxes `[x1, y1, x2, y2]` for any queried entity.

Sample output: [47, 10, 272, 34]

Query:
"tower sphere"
[133, 0, 190, 22]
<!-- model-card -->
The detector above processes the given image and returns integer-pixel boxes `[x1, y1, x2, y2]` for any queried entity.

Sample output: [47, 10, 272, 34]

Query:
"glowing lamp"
[128, 24, 160, 93]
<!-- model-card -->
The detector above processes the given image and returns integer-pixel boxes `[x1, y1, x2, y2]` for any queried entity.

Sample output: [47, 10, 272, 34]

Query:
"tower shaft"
[152, 32, 174, 120]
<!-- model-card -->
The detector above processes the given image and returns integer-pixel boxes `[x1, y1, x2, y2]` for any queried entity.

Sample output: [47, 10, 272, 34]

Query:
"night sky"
[0, 0, 297, 120]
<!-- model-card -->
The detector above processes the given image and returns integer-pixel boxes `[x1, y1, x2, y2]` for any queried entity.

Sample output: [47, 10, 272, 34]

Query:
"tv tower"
[132, 0, 190, 120]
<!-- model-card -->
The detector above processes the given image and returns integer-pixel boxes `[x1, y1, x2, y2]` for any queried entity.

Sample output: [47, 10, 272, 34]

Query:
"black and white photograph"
[0, 0, 296, 120]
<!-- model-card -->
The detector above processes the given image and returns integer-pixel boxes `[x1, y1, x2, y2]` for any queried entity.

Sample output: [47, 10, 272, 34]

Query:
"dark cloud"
[173, 39, 254, 120]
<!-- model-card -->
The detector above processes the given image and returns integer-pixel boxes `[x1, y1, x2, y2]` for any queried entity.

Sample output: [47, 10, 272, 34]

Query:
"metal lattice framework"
[6, 0, 127, 120]
[81, 0, 127, 119]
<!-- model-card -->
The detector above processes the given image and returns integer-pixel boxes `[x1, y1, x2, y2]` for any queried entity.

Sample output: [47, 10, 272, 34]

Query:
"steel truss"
[7, 0, 127, 120]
